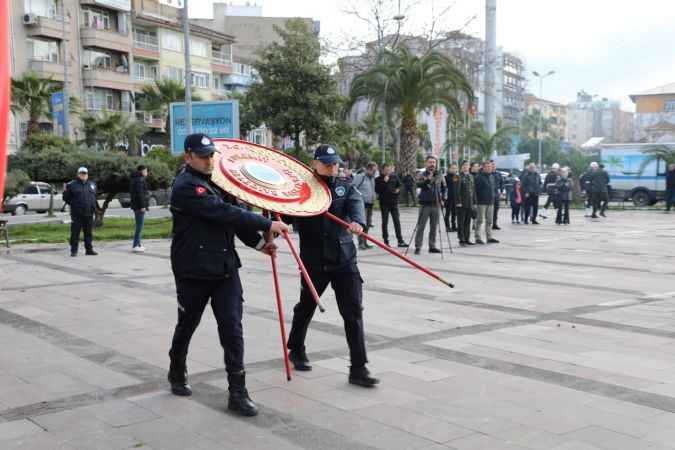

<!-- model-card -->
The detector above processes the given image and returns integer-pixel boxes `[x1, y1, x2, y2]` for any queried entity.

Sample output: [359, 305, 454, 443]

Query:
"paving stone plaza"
[1, 208, 674, 449]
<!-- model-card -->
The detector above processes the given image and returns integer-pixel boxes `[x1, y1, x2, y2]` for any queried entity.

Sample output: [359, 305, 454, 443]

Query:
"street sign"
[169, 100, 239, 155]
[51, 92, 65, 138]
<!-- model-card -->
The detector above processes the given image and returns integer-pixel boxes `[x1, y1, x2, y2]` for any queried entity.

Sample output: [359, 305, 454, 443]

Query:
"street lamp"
[532, 69, 555, 169]
[380, 12, 405, 165]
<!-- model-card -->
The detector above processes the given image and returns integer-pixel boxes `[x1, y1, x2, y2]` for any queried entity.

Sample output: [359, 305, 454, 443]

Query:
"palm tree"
[520, 109, 556, 140]
[137, 79, 201, 146]
[80, 111, 148, 153]
[460, 122, 518, 161]
[638, 144, 675, 176]
[562, 148, 593, 194]
[349, 46, 474, 177]
[11, 71, 60, 137]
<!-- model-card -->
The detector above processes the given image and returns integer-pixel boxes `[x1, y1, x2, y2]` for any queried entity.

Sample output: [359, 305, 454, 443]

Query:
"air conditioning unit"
[23, 13, 38, 25]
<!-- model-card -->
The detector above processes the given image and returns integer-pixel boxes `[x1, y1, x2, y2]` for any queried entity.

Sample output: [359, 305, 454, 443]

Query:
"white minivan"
[3, 182, 68, 215]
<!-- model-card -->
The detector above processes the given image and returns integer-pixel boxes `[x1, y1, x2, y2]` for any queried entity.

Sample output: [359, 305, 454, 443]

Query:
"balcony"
[133, 32, 160, 59]
[81, 26, 131, 53]
[136, 111, 164, 129]
[212, 51, 232, 74]
[28, 59, 66, 82]
[23, 13, 70, 41]
[82, 66, 135, 91]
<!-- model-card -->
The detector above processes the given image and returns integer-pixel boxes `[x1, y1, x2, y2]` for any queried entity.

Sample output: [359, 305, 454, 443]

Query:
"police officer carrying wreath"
[286, 144, 379, 387]
[168, 133, 289, 417]
[63, 166, 98, 257]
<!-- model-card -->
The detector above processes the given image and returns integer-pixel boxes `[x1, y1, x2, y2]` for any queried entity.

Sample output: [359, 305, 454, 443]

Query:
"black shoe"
[70, 252, 77, 257]
[591, 214, 598, 219]
[429, 248, 441, 254]
[414, 248, 421, 255]
[465, 241, 476, 245]
[85, 250, 98, 256]
[383, 240, 390, 247]
[168, 361, 192, 397]
[531, 221, 540, 225]
[397, 241, 409, 248]
[475, 239, 485, 245]
[289, 348, 312, 371]
[451, 227, 458, 232]
[492, 225, 501, 230]
[523, 220, 529, 225]
[349, 366, 379, 387]
[487, 238, 499, 244]
[459, 242, 467, 247]
[600, 212, 606, 217]
[228, 371, 258, 417]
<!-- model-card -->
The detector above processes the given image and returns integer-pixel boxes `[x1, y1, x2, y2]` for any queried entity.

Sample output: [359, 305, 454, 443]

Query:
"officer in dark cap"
[168, 133, 289, 417]
[285, 144, 379, 387]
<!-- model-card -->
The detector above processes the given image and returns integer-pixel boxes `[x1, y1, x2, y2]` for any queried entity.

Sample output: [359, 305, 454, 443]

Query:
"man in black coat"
[63, 167, 98, 257]
[129, 165, 149, 252]
[543, 163, 560, 209]
[667, 163, 675, 212]
[490, 161, 504, 230]
[456, 160, 476, 246]
[286, 144, 379, 387]
[375, 163, 408, 247]
[414, 156, 446, 254]
[474, 162, 499, 244]
[444, 163, 459, 232]
[168, 133, 289, 416]
[520, 163, 542, 224]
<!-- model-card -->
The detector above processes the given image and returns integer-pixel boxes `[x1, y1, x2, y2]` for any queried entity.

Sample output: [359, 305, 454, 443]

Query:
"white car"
[4, 182, 68, 215]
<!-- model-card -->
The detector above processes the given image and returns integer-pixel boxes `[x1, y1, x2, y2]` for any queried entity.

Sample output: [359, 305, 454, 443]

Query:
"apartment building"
[525, 94, 567, 138]
[9, 0, 236, 152]
[630, 82, 675, 143]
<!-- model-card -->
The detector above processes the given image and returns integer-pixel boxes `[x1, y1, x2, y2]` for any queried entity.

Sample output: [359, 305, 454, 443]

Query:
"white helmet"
[551, 163, 560, 170]
[590, 162, 599, 169]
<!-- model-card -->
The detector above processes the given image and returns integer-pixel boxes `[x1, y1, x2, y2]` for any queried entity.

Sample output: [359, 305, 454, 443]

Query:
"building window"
[665, 100, 675, 112]
[234, 63, 251, 76]
[212, 44, 232, 63]
[26, 37, 59, 62]
[82, 8, 111, 31]
[82, 49, 113, 69]
[162, 66, 184, 83]
[133, 62, 158, 81]
[191, 71, 210, 89]
[85, 88, 115, 111]
[190, 38, 208, 58]
[133, 28, 159, 51]
[24, 0, 57, 18]
[162, 31, 182, 52]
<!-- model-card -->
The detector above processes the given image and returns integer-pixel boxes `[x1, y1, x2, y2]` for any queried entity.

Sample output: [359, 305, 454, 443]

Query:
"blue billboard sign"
[51, 91, 65, 137]
[169, 100, 240, 155]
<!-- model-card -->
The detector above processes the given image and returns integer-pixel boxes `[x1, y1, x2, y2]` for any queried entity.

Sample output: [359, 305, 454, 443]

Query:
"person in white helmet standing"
[543, 163, 561, 210]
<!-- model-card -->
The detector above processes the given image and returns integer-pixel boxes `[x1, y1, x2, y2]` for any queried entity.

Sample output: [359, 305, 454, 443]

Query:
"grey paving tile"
[0, 419, 44, 441]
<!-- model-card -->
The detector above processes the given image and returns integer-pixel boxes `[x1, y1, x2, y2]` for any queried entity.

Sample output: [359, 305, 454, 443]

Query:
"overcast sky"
[192, 0, 675, 111]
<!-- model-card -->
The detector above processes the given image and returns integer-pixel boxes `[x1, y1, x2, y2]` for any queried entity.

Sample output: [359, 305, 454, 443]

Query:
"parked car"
[4, 182, 68, 215]
[117, 189, 170, 208]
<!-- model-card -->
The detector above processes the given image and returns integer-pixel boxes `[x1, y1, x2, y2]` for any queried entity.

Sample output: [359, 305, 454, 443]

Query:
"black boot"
[349, 366, 380, 387]
[289, 348, 312, 371]
[168, 359, 192, 397]
[228, 371, 258, 417]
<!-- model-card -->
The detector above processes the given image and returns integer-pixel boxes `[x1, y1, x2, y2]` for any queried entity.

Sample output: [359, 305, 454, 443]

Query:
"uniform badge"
[335, 186, 346, 197]
[89, 183, 95, 191]
[195, 186, 207, 195]
[201, 136, 211, 146]
[326, 147, 335, 154]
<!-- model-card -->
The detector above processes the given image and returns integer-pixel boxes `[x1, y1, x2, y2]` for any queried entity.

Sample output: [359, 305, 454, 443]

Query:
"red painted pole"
[324, 212, 455, 288]
[275, 213, 326, 313]
[0, 0, 11, 211]
[270, 252, 292, 381]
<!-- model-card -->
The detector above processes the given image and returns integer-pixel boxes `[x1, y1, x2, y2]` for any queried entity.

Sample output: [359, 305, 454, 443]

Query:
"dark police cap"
[314, 144, 342, 164]
[184, 133, 216, 156]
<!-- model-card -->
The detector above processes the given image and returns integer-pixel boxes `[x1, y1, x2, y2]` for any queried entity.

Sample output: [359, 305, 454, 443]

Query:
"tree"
[349, 46, 473, 177]
[459, 122, 518, 161]
[11, 71, 60, 137]
[2, 170, 31, 205]
[137, 79, 201, 146]
[80, 111, 148, 154]
[518, 136, 565, 167]
[242, 19, 343, 157]
[562, 148, 594, 194]
[520, 109, 556, 140]
[638, 144, 675, 176]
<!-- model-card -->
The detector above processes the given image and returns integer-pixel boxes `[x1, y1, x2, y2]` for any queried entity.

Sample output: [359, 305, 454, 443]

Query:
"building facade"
[630, 82, 675, 143]
[9, 0, 236, 153]
[565, 91, 633, 146]
[524, 94, 567, 138]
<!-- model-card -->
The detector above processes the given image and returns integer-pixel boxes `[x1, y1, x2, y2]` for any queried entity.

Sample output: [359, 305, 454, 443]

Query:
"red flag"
[0, 0, 10, 211]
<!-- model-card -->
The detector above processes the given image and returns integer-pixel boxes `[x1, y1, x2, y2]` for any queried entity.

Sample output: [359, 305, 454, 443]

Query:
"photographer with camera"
[413, 156, 446, 255]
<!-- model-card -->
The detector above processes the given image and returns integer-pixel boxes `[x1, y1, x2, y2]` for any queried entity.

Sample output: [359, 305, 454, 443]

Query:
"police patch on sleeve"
[335, 186, 346, 197]
[195, 186, 207, 196]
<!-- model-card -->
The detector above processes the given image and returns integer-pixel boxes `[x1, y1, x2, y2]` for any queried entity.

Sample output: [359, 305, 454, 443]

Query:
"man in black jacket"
[286, 144, 379, 387]
[521, 163, 542, 224]
[444, 163, 459, 232]
[63, 167, 98, 257]
[490, 161, 504, 230]
[542, 163, 560, 209]
[474, 162, 499, 244]
[168, 133, 289, 417]
[667, 163, 675, 212]
[456, 160, 476, 246]
[129, 165, 149, 253]
[414, 156, 446, 255]
[375, 163, 408, 247]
